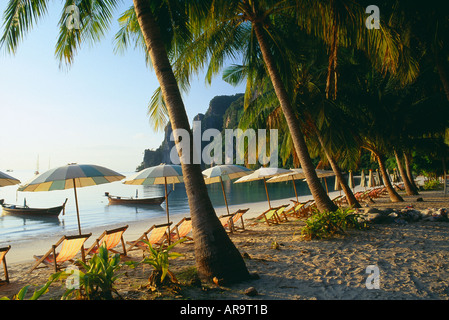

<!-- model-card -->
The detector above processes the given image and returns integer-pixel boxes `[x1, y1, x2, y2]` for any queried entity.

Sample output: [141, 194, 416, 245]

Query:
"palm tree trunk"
[403, 151, 419, 192]
[316, 132, 361, 208]
[326, 22, 339, 100]
[133, 0, 249, 284]
[375, 152, 404, 202]
[394, 149, 419, 195]
[253, 21, 337, 213]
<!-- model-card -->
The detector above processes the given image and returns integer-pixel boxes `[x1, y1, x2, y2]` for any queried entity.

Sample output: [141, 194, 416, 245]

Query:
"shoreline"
[1, 189, 448, 300]
[4, 191, 324, 265]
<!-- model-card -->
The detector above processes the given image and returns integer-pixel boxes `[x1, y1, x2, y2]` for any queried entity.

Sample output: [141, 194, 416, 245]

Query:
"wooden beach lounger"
[256, 205, 289, 226]
[219, 213, 235, 232]
[275, 204, 290, 222]
[219, 208, 250, 232]
[126, 222, 172, 252]
[230, 208, 249, 232]
[256, 207, 279, 226]
[29, 234, 92, 273]
[332, 195, 345, 206]
[170, 217, 192, 242]
[286, 200, 313, 218]
[85, 225, 128, 257]
[0, 246, 11, 285]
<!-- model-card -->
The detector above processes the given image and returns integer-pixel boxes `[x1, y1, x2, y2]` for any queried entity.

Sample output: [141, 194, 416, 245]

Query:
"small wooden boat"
[105, 192, 167, 205]
[1, 199, 67, 217]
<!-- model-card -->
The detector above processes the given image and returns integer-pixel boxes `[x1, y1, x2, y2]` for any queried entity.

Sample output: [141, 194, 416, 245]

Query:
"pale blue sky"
[0, 2, 246, 172]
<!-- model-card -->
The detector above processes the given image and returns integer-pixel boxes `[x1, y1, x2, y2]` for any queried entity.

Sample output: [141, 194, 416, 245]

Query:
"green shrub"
[61, 245, 124, 300]
[127, 239, 185, 290]
[1, 273, 60, 300]
[301, 207, 368, 240]
[423, 179, 442, 190]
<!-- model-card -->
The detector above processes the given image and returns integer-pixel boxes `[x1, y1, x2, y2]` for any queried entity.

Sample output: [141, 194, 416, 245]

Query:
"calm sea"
[0, 170, 347, 244]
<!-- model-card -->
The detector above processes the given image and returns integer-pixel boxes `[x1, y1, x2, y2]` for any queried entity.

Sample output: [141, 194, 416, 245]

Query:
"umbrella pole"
[164, 177, 170, 244]
[264, 178, 271, 208]
[291, 176, 298, 202]
[73, 178, 85, 263]
[324, 178, 329, 194]
[73, 178, 81, 234]
[220, 177, 230, 214]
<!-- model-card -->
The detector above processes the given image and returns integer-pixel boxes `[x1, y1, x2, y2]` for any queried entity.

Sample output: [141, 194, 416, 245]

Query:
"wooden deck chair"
[275, 204, 290, 222]
[85, 225, 128, 257]
[126, 222, 172, 252]
[29, 234, 92, 273]
[170, 217, 192, 242]
[219, 213, 235, 233]
[300, 200, 316, 217]
[230, 208, 249, 231]
[285, 201, 302, 217]
[332, 195, 344, 206]
[256, 205, 284, 226]
[0, 246, 11, 285]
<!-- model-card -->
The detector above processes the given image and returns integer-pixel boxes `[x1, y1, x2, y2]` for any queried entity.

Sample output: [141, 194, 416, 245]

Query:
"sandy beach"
[1, 189, 448, 300]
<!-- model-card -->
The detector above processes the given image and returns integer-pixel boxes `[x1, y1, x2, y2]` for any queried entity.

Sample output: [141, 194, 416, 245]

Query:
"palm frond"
[148, 87, 169, 132]
[55, 0, 122, 67]
[1, 0, 49, 54]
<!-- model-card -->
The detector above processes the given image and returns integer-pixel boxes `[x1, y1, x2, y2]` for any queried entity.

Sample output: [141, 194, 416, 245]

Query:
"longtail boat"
[1, 199, 68, 217]
[105, 192, 168, 205]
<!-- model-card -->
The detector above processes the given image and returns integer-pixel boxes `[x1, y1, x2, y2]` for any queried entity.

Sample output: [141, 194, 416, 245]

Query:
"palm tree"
[297, 0, 419, 101]
[394, 149, 418, 195]
[1, 0, 250, 284]
[192, 0, 338, 212]
[384, 0, 449, 101]
[337, 54, 405, 202]
[226, 57, 362, 208]
[131, 0, 339, 212]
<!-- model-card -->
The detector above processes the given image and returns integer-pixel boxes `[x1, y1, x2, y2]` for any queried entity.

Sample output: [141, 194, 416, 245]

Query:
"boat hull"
[1, 199, 67, 217]
[107, 196, 166, 205]
[2, 205, 65, 217]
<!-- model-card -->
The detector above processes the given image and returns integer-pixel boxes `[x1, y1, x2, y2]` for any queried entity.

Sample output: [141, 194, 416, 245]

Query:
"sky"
[0, 2, 246, 173]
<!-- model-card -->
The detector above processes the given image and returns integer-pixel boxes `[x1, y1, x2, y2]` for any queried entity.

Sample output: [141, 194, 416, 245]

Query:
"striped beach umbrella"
[19, 164, 125, 231]
[348, 170, 355, 190]
[0, 171, 20, 187]
[368, 169, 375, 188]
[360, 170, 366, 188]
[375, 169, 381, 186]
[334, 175, 342, 192]
[202, 165, 252, 214]
[18, 163, 125, 261]
[234, 167, 291, 208]
[267, 168, 306, 202]
[124, 164, 183, 237]
[267, 168, 335, 201]
[19, 164, 124, 192]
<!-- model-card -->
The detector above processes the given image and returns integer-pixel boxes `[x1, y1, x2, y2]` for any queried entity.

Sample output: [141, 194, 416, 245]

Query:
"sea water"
[0, 170, 345, 244]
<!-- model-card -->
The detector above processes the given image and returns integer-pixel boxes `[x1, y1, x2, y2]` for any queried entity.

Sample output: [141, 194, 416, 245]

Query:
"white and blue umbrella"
[18, 163, 125, 261]
[202, 164, 253, 214]
[348, 170, 355, 190]
[360, 170, 366, 188]
[368, 169, 375, 188]
[234, 167, 292, 208]
[18, 163, 125, 234]
[124, 164, 183, 232]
